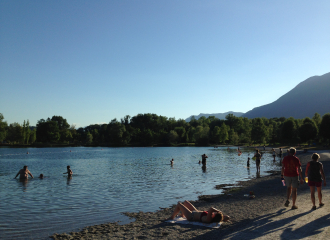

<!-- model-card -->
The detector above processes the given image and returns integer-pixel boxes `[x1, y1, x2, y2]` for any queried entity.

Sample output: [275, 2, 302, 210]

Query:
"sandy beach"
[50, 149, 330, 239]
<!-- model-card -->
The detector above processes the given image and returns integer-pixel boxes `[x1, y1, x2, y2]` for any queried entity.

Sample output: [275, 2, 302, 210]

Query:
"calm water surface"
[0, 147, 280, 239]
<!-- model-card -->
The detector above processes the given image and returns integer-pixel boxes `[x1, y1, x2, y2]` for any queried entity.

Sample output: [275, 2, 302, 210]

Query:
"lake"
[0, 146, 280, 239]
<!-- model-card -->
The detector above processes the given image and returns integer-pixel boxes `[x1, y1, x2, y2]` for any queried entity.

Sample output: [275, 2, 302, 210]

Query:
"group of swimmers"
[14, 165, 73, 180]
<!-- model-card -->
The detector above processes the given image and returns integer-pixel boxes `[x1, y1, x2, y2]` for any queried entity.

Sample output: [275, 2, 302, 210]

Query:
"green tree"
[217, 123, 228, 144]
[86, 132, 93, 144]
[7, 123, 24, 143]
[228, 129, 239, 145]
[281, 118, 297, 144]
[211, 126, 221, 144]
[251, 118, 267, 144]
[0, 113, 8, 142]
[36, 119, 60, 143]
[320, 113, 330, 143]
[312, 113, 322, 128]
[168, 130, 179, 144]
[298, 117, 318, 145]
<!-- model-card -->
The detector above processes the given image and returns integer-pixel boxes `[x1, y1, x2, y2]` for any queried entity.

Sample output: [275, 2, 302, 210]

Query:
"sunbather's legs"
[169, 202, 192, 220]
[183, 200, 198, 212]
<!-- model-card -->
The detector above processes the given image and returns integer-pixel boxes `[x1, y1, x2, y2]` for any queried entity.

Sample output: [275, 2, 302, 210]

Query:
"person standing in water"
[254, 150, 261, 173]
[247, 157, 250, 168]
[63, 165, 73, 177]
[201, 154, 208, 165]
[305, 153, 326, 210]
[14, 166, 34, 179]
[170, 159, 174, 165]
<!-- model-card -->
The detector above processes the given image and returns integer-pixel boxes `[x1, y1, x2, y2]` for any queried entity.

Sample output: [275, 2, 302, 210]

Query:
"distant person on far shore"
[254, 150, 261, 173]
[281, 147, 304, 209]
[63, 166, 73, 177]
[305, 153, 326, 210]
[14, 166, 34, 180]
[202, 154, 208, 165]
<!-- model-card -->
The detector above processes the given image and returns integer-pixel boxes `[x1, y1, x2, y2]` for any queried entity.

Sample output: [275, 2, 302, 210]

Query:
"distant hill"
[185, 111, 244, 122]
[242, 72, 330, 119]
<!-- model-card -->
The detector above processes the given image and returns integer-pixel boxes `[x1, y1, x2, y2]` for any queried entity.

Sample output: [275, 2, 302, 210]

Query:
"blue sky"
[1, 0, 329, 128]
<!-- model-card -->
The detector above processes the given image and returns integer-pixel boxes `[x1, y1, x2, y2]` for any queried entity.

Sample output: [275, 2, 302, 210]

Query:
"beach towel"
[166, 217, 221, 228]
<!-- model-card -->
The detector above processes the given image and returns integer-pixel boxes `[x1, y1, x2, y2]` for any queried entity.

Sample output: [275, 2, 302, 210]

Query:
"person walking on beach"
[14, 165, 34, 179]
[305, 153, 326, 210]
[202, 154, 208, 165]
[281, 147, 304, 209]
[254, 150, 261, 173]
[63, 165, 73, 177]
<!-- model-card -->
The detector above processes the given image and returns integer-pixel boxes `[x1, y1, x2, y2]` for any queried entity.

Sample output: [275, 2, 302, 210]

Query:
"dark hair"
[289, 147, 296, 155]
[212, 212, 223, 222]
[256, 150, 259, 153]
[312, 153, 320, 161]
[39, 174, 44, 178]
[24, 165, 28, 170]
[67, 165, 70, 168]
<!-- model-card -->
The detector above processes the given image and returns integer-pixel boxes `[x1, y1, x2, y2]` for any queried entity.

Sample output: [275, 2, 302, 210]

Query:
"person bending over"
[168, 200, 230, 223]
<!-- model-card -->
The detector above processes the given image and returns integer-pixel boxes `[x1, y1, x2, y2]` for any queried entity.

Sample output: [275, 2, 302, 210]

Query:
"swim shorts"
[308, 181, 322, 187]
[284, 176, 299, 188]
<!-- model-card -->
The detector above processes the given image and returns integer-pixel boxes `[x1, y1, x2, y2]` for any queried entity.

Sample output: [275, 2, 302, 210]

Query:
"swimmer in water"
[14, 166, 34, 179]
[170, 159, 174, 165]
[63, 165, 73, 177]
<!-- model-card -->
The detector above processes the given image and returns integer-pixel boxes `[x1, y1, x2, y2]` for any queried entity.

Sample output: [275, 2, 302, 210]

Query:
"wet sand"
[50, 149, 330, 239]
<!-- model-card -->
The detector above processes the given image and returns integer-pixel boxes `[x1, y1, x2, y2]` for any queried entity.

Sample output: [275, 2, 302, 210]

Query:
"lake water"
[0, 146, 280, 239]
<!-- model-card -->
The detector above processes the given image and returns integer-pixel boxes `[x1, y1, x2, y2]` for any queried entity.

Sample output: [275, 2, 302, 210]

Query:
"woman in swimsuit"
[167, 200, 230, 223]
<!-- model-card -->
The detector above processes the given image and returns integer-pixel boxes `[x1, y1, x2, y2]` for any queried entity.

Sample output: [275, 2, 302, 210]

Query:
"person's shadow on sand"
[191, 209, 311, 240]
[280, 213, 330, 239]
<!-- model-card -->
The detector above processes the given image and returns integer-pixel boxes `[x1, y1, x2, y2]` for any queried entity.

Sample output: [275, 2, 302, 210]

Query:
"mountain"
[185, 111, 244, 122]
[242, 72, 330, 119]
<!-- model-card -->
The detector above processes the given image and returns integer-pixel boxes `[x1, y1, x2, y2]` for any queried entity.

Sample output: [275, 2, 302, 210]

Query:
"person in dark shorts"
[254, 150, 261, 173]
[281, 147, 304, 209]
[247, 157, 250, 167]
[305, 153, 326, 210]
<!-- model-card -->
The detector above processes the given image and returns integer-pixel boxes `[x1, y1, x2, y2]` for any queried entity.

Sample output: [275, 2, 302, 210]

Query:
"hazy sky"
[1, 0, 329, 128]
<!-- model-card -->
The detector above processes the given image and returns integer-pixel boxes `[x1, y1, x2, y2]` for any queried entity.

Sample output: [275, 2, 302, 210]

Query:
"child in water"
[63, 165, 73, 177]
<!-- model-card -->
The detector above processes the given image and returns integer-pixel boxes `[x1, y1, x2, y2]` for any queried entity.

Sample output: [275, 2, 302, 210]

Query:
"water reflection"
[18, 179, 29, 192]
[67, 176, 72, 185]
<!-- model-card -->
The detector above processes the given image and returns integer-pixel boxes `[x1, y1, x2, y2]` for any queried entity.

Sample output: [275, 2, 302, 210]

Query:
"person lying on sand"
[168, 200, 230, 223]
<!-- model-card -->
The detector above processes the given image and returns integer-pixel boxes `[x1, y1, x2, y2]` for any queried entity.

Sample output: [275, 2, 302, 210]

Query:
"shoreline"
[50, 149, 329, 239]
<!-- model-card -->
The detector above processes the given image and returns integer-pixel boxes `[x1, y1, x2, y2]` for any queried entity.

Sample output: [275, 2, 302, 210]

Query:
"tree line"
[1, 112, 330, 146]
